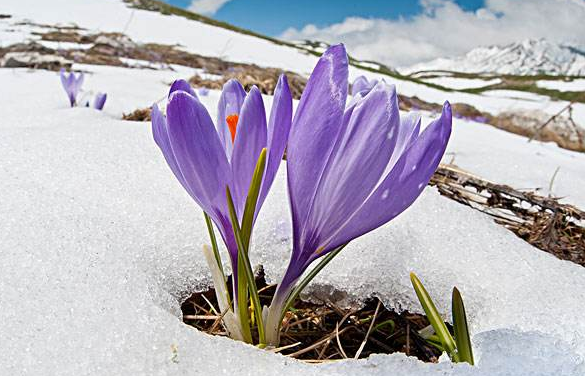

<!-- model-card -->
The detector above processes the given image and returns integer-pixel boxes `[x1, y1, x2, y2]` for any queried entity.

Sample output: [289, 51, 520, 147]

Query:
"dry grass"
[181, 273, 443, 363]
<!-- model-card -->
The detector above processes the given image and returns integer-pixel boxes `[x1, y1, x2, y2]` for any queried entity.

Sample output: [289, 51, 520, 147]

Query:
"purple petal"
[324, 102, 452, 252]
[386, 111, 421, 172]
[165, 91, 231, 221]
[351, 76, 369, 96]
[93, 92, 107, 110]
[217, 79, 246, 159]
[75, 72, 84, 93]
[230, 86, 267, 217]
[169, 79, 199, 100]
[299, 81, 400, 254]
[151, 104, 191, 192]
[257, 74, 292, 210]
[59, 68, 67, 90]
[286, 44, 348, 251]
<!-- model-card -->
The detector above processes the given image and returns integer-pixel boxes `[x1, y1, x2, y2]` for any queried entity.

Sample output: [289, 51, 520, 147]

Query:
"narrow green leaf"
[282, 244, 347, 319]
[240, 148, 267, 248]
[203, 212, 224, 278]
[452, 287, 474, 365]
[226, 185, 265, 344]
[372, 319, 395, 334]
[225, 187, 252, 343]
[410, 273, 458, 361]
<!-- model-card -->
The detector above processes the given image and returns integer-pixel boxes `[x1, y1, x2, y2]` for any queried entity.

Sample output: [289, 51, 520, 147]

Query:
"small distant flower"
[198, 87, 210, 96]
[265, 44, 452, 345]
[93, 92, 107, 110]
[59, 68, 84, 107]
[473, 115, 488, 124]
[351, 75, 378, 96]
[151, 77, 292, 289]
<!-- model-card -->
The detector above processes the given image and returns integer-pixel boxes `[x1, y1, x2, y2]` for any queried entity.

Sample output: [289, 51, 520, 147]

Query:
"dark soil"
[181, 272, 444, 363]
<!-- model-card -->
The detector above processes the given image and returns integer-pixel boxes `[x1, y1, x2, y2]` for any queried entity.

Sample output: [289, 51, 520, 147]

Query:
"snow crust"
[423, 76, 501, 90]
[1, 66, 585, 375]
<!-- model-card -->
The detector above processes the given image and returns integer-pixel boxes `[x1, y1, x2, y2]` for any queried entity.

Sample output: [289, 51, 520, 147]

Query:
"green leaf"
[225, 187, 252, 343]
[226, 185, 265, 345]
[410, 273, 458, 362]
[452, 287, 474, 365]
[282, 244, 346, 319]
[240, 148, 267, 248]
[203, 213, 224, 279]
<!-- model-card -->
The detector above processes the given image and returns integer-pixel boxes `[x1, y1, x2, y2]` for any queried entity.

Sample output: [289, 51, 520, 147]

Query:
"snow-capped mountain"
[403, 39, 585, 76]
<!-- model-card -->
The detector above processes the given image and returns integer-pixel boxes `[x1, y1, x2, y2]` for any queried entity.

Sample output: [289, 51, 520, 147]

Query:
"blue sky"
[163, 0, 484, 36]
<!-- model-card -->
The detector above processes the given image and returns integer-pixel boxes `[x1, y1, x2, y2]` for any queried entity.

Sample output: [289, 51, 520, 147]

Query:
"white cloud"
[189, 0, 232, 15]
[280, 0, 585, 68]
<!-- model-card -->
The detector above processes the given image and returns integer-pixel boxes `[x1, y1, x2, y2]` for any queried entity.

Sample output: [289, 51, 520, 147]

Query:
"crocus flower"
[198, 87, 210, 96]
[151, 78, 292, 287]
[93, 92, 107, 110]
[265, 44, 452, 345]
[59, 68, 84, 107]
[351, 75, 378, 96]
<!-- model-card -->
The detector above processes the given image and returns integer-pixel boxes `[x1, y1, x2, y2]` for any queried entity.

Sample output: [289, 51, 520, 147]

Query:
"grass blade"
[410, 273, 458, 361]
[240, 148, 267, 248]
[226, 185, 265, 344]
[203, 212, 225, 279]
[452, 287, 474, 365]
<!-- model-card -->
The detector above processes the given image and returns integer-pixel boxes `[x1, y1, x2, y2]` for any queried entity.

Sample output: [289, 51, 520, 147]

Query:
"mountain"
[403, 39, 585, 76]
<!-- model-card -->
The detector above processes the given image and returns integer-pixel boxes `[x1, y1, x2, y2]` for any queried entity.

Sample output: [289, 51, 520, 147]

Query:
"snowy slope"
[2, 0, 583, 123]
[403, 39, 585, 76]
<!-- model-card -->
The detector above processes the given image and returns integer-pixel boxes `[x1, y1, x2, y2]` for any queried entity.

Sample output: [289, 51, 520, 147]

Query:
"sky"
[162, 0, 585, 68]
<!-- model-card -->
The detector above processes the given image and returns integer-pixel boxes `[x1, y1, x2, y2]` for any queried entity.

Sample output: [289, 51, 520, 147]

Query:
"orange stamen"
[226, 114, 239, 143]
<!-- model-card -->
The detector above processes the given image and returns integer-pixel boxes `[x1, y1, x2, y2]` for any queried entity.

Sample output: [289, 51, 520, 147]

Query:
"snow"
[0, 0, 320, 75]
[2, 65, 585, 375]
[423, 76, 501, 90]
[537, 79, 585, 92]
[36, 40, 93, 50]
[482, 90, 551, 102]
[445, 116, 585, 207]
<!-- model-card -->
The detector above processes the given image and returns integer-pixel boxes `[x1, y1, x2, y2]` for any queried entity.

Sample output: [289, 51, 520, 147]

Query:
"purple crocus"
[198, 87, 210, 96]
[59, 68, 84, 107]
[151, 78, 292, 286]
[93, 92, 107, 110]
[351, 75, 379, 96]
[265, 44, 451, 345]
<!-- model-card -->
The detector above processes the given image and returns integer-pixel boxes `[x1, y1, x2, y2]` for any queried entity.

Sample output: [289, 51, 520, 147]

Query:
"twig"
[354, 301, 381, 359]
[183, 315, 220, 320]
[528, 102, 573, 143]
[269, 342, 301, 353]
[287, 327, 352, 358]
[548, 166, 560, 197]
[335, 322, 348, 359]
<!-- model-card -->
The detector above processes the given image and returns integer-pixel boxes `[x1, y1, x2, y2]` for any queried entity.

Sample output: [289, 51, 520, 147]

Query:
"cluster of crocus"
[59, 68, 107, 110]
[152, 44, 452, 347]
